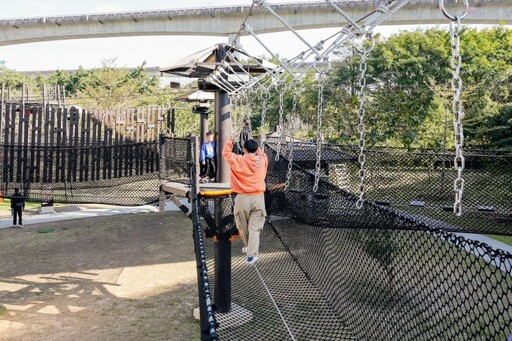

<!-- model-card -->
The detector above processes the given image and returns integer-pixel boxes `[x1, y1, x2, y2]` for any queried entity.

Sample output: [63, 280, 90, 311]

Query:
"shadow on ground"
[0, 211, 200, 341]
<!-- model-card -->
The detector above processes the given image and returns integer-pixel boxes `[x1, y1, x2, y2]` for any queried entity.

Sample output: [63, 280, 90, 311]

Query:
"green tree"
[75, 59, 160, 110]
[0, 67, 36, 90]
[323, 26, 512, 149]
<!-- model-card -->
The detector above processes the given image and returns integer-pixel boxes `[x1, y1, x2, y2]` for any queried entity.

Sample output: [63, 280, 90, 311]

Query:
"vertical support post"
[215, 92, 231, 183]
[213, 44, 233, 313]
[1, 83, 4, 143]
[214, 196, 232, 313]
[200, 112, 209, 144]
[192, 135, 200, 196]
[215, 44, 232, 184]
[171, 107, 176, 137]
[158, 133, 166, 213]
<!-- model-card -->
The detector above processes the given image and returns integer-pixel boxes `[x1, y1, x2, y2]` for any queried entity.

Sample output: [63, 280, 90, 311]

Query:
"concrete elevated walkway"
[0, 0, 509, 46]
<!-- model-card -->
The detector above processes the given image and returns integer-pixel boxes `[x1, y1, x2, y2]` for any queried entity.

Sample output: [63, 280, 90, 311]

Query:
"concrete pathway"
[0, 200, 191, 230]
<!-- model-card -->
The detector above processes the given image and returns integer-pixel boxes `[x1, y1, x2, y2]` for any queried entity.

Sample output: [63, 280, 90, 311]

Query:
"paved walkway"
[1, 201, 509, 258]
[0, 201, 191, 230]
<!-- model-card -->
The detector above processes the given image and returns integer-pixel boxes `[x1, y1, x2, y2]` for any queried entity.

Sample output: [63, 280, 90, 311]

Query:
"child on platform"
[200, 131, 216, 182]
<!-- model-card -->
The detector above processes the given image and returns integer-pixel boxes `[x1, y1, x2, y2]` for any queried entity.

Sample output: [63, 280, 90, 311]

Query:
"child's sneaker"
[12, 224, 17, 228]
[18, 224, 23, 228]
[246, 256, 257, 265]
[242, 247, 247, 254]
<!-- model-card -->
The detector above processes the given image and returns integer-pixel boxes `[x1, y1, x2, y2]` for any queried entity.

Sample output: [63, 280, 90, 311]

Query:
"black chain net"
[265, 142, 512, 236]
[203, 220, 511, 340]
[1, 138, 190, 206]
[197, 142, 511, 340]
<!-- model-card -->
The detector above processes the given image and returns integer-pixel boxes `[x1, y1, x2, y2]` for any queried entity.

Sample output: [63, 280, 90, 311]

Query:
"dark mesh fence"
[160, 137, 192, 183]
[1, 139, 189, 206]
[196, 142, 511, 340]
[265, 142, 512, 236]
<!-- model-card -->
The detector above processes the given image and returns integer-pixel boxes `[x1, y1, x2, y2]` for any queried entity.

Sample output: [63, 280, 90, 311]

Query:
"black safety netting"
[196, 142, 511, 340]
[264, 142, 512, 236]
[0, 138, 190, 206]
[202, 219, 511, 340]
[160, 137, 192, 183]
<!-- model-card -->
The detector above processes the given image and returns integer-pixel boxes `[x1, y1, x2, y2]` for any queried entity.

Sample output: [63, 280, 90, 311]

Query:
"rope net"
[197, 143, 511, 340]
[265, 141, 512, 236]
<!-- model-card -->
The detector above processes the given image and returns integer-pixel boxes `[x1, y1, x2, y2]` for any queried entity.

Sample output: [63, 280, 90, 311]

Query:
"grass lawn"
[0, 199, 42, 211]
[487, 234, 512, 247]
[0, 211, 199, 340]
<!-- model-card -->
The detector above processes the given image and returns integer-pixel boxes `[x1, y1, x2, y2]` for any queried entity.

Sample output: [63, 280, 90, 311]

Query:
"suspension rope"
[324, 0, 365, 34]
[440, 0, 469, 216]
[242, 23, 296, 79]
[256, 0, 322, 58]
[206, 75, 232, 94]
[370, 0, 411, 29]
[321, 0, 409, 59]
[212, 69, 238, 92]
[354, 34, 375, 210]
[253, 264, 296, 341]
[220, 62, 246, 89]
[226, 51, 269, 95]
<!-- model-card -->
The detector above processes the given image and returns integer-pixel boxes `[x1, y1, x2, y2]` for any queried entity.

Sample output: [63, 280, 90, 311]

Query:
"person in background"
[233, 118, 253, 155]
[10, 187, 25, 228]
[200, 131, 216, 182]
[222, 138, 268, 265]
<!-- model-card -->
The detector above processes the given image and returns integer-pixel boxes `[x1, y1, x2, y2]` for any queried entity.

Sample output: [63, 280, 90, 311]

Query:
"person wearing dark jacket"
[234, 119, 253, 155]
[10, 187, 25, 227]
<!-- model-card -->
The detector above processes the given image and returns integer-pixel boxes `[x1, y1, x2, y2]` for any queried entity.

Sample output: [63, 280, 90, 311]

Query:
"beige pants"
[234, 194, 266, 258]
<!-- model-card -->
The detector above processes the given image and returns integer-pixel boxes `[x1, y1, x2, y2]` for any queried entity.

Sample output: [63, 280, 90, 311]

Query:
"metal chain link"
[275, 84, 286, 161]
[450, 17, 465, 216]
[313, 71, 326, 192]
[256, 91, 270, 167]
[229, 94, 238, 140]
[355, 37, 372, 210]
[284, 89, 299, 190]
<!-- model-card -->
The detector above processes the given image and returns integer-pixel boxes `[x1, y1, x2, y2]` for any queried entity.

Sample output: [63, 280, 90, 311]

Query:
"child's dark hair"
[244, 139, 259, 153]
[206, 131, 213, 136]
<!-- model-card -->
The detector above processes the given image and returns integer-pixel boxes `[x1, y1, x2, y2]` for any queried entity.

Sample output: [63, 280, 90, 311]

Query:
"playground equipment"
[157, 0, 512, 340]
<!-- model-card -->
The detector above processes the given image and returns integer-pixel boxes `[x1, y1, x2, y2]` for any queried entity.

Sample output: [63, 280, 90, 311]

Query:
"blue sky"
[0, 1, 501, 72]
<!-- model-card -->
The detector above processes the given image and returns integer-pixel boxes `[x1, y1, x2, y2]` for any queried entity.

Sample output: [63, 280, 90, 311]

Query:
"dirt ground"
[0, 211, 200, 341]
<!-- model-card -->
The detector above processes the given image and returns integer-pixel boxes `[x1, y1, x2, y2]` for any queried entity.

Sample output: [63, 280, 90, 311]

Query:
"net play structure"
[159, 1, 512, 340]
[0, 1, 510, 339]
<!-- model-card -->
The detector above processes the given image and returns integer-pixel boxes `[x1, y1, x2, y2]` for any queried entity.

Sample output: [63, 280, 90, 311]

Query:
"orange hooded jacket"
[222, 139, 268, 195]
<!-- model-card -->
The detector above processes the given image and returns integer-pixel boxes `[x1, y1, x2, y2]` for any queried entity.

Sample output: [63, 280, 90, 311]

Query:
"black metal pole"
[170, 107, 176, 137]
[214, 196, 232, 313]
[213, 44, 233, 313]
[200, 112, 209, 144]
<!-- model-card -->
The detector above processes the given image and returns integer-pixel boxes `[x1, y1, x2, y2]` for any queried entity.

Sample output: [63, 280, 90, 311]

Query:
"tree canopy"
[255, 26, 511, 150]
[1, 26, 510, 148]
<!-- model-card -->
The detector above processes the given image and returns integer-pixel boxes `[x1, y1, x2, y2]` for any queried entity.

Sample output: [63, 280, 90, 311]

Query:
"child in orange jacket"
[222, 138, 268, 264]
